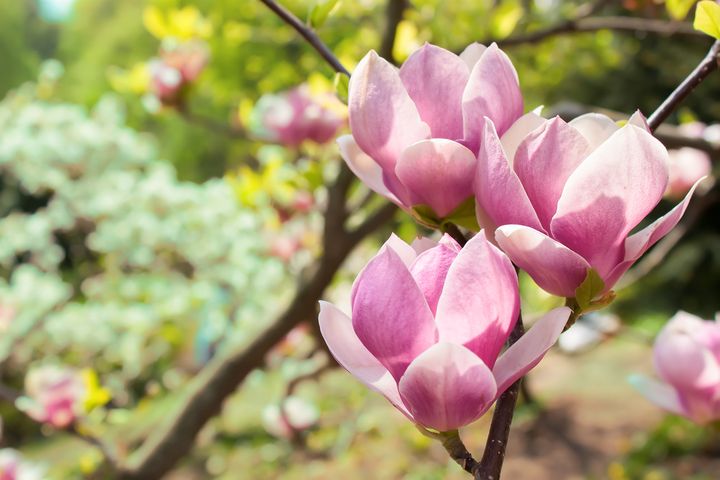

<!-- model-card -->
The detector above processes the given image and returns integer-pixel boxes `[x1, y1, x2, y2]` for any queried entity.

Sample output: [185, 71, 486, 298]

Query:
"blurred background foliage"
[1, 0, 720, 478]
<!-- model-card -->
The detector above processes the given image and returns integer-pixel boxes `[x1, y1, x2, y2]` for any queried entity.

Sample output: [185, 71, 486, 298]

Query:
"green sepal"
[574, 268, 605, 312]
[410, 197, 480, 233]
[333, 72, 349, 104]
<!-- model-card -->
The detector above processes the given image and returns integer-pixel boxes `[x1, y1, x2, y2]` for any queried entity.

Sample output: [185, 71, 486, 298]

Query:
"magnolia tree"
[2, 0, 720, 479]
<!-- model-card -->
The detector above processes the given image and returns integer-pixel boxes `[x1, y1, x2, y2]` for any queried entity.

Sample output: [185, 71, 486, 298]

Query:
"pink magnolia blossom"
[632, 312, 720, 424]
[24, 365, 86, 429]
[338, 42, 523, 219]
[254, 85, 345, 147]
[319, 233, 570, 432]
[665, 147, 712, 199]
[149, 40, 209, 104]
[474, 112, 703, 298]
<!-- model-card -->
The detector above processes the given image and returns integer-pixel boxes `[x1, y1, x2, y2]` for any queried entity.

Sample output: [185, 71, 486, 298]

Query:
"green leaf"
[441, 197, 480, 232]
[308, 0, 340, 29]
[573, 268, 605, 312]
[667, 0, 698, 20]
[694, 0, 720, 39]
[333, 72, 349, 104]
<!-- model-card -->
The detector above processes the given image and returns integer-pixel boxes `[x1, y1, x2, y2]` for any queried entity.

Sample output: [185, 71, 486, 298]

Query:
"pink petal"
[395, 139, 476, 217]
[654, 312, 720, 390]
[603, 178, 704, 289]
[411, 236, 438, 255]
[318, 301, 411, 418]
[492, 307, 571, 394]
[462, 43, 523, 151]
[568, 113, 620, 150]
[474, 118, 545, 233]
[434, 233, 519, 367]
[349, 50, 430, 174]
[513, 117, 591, 230]
[399, 44, 469, 139]
[351, 234, 418, 305]
[337, 135, 401, 205]
[409, 239, 460, 315]
[398, 342, 497, 431]
[352, 246, 437, 381]
[459, 42, 487, 69]
[629, 375, 684, 416]
[628, 110, 651, 132]
[499, 111, 546, 165]
[551, 125, 669, 279]
[495, 225, 591, 297]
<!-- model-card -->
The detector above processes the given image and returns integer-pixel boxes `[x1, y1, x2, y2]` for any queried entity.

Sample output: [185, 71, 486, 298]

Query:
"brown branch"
[258, 0, 350, 76]
[647, 41, 720, 132]
[378, 0, 409, 63]
[439, 431, 480, 474]
[474, 314, 525, 480]
[116, 166, 395, 480]
[488, 16, 703, 48]
[441, 223, 469, 247]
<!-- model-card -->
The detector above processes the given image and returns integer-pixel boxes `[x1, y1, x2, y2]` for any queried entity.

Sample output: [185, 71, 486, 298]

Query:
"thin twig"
[442, 223, 469, 247]
[440, 432, 480, 474]
[378, 0, 409, 63]
[474, 315, 525, 480]
[258, 0, 350, 76]
[647, 41, 720, 132]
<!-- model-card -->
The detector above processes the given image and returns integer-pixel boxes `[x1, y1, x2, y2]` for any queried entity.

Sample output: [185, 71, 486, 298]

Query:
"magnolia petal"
[462, 43, 523, 151]
[351, 234, 418, 305]
[349, 50, 430, 173]
[474, 118, 545, 232]
[398, 342, 497, 432]
[411, 236, 438, 255]
[495, 225, 591, 297]
[409, 239, 460, 315]
[604, 178, 704, 289]
[318, 301, 411, 417]
[399, 44, 469, 139]
[513, 116, 591, 230]
[435, 233, 519, 367]
[337, 135, 401, 204]
[628, 375, 684, 416]
[352, 246, 437, 381]
[395, 139, 476, 217]
[568, 112, 620, 150]
[459, 42, 488, 69]
[551, 125, 669, 279]
[499, 111, 546, 164]
[492, 307, 571, 394]
[628, 110, 651, 132]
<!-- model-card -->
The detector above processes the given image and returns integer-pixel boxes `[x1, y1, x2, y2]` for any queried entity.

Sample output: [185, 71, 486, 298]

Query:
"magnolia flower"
[262, 396, 319, 439]
[253, 85, 345, 146]
[23, 365, 86, 428]
[339, 42, 523, 221]
[632, 311, 720, 424]
[665, 147, 712, 199]
[319, 233, 570, 432]
[149, 40, 209, 104]
[0, 449, 45, 480]
[474, 112, 703, 298]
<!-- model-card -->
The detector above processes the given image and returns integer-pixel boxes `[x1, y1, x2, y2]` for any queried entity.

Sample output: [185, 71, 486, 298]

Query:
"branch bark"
[258, 0, 350, 76]
[647, 40, 720, 132]
[378, 0, 409, 63]
[116, 166, 396, 480]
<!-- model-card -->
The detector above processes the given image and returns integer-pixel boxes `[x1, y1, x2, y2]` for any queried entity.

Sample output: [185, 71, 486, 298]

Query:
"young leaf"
[308, 0, 340, 29]
[667, 0, 698, 20]
[694, 0, 720, 39]
[333, 72, 349, 104]
[573, 268, 605, 312]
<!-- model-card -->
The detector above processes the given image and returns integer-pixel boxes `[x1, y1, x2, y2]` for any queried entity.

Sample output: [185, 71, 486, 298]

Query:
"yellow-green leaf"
[667, 0, 698, 20]
[694, 0, 720, 39]
[490, 1, 524, 39]
[573, 268, 605, 312]
[308, 0, 340, 28]
[333, 72, 349, 104]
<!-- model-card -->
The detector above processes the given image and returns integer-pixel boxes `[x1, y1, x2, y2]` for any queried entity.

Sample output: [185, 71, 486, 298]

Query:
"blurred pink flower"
[254, 85, 345, 146]
[319, 233, 569, 432]
[474, 112, 703, 298]
[0, 449, 45, 480]
[339, 42, 523, 219]
[262, 396, 319, 439]
[0, 305, 15, 332]
[665, 148, 712, 199]
[633, 311, 720, 424]
[149, 40, 209, 104]
[24, 366, 86, 429]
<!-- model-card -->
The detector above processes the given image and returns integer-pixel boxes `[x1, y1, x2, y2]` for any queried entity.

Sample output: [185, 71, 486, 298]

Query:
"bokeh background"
[1, 0, 719, 479]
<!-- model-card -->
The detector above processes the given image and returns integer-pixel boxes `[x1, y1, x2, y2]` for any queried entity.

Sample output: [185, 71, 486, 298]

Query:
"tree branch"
[647, 40, 720, 132]
[258, 0, 350, 76]
[116, 166, 395, 480]
[473, 315, 525, 480]
[378, 0, 409, 63]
